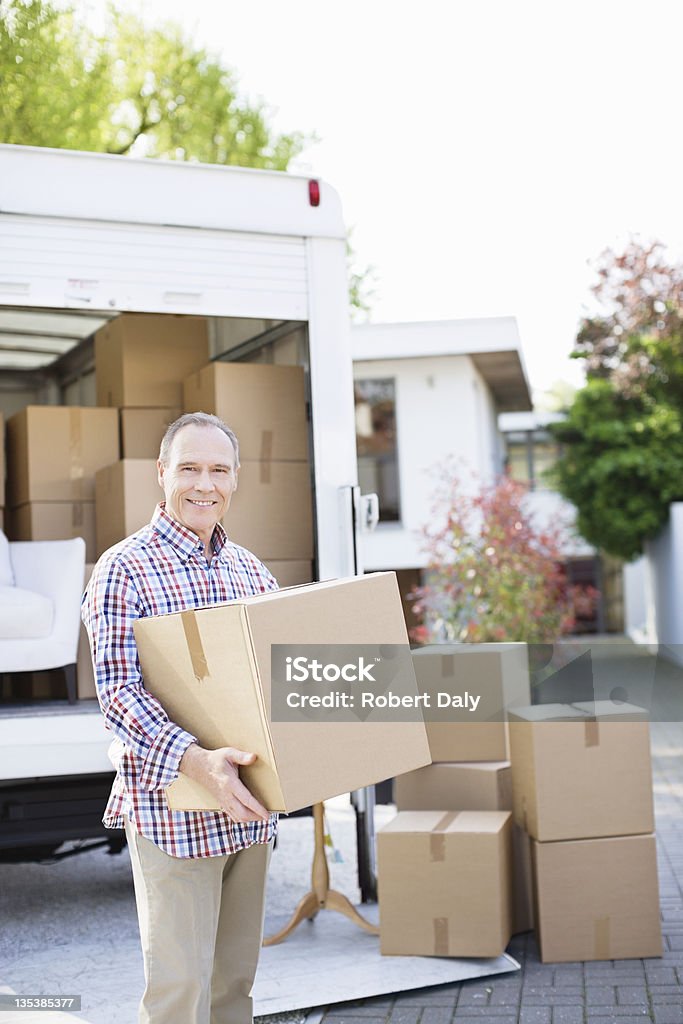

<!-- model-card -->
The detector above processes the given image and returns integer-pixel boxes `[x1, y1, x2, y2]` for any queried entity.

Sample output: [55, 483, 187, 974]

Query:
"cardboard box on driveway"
[394, 760, 533, 935]
[532, 832, 662, 962]
[508, 701, 654, 841]
[377, 809, 513, 957]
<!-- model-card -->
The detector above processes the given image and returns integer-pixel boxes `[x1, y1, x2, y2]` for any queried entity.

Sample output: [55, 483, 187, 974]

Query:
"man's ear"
[157, 459, 165, 489]
[234, 465, 240, 491]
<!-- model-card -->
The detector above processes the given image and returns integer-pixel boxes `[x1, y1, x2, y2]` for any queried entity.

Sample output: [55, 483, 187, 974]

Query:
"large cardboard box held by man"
[6, 406, 119, 506]
[533, 833, 662, 962]
[183, 362, 309, 461]
[95, 314, 209, 408]
[377, 810, 513, 957]
[508, 702, 654, 841]
[134, 573, 432, 813]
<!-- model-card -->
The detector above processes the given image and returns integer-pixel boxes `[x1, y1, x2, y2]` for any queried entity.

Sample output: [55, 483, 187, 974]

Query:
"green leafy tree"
[551, 240, 683, 560]
[0, 0, 306, 168]
[1, 0, 377, 313]
[0, 0, 111, 150]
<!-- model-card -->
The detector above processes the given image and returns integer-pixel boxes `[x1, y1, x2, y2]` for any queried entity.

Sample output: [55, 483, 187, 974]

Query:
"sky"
[79, 0, 683, 400]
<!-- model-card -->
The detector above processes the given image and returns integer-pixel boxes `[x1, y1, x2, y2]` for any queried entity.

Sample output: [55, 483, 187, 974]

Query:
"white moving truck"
[0, 144, 371, 864]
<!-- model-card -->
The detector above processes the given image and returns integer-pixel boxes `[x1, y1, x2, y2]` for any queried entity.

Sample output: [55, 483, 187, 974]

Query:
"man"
[82, 411, 278, 1024]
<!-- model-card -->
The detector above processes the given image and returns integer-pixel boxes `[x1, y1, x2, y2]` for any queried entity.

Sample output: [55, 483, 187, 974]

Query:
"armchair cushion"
[0, 531, 14, 587]
[0, 584, 54, 638]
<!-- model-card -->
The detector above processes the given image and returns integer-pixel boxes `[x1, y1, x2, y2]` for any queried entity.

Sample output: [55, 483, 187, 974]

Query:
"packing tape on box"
[594, 915, 611, 959]
[429, 810, 460, 861]
[440, 654, 454, 678]
[259, 431, 273, 483]
[433, 916, 449, 956]
[181, 611, 210, 683]
[584, 719, 600, 747]
[69, 408, 85, 497]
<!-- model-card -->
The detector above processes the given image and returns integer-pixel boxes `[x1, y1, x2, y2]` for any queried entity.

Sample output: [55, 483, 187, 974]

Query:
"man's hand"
[179, 743, 270, 822]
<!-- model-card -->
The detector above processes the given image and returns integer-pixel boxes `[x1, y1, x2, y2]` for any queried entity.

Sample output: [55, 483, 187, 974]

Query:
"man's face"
[157, 424, 239, 543]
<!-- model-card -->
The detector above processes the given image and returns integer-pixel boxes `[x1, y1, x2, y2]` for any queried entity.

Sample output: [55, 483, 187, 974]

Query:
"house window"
[354, 378, 400, 522]
[505, 429, 561, 491]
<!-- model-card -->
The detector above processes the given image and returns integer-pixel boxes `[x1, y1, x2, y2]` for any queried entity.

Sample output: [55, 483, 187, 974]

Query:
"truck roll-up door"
[0, 214, 308, 322]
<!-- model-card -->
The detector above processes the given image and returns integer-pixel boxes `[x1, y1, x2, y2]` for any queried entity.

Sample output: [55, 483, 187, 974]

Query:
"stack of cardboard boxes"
[509, 701, 662, 962]
[377, 645, 534, 957]
[92, 315, 315, 588]
[1, 313, 316, 701]
[134, 572, 432, 812]
[5, 405, 119, 559]
[182, 361, 314, 587]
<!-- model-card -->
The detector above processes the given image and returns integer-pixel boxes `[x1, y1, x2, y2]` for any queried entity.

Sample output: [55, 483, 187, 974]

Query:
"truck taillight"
[308, 180, 320, 207]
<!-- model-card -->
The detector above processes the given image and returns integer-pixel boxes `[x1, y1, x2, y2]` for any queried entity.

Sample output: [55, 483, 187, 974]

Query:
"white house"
[351, 317, 532, 620]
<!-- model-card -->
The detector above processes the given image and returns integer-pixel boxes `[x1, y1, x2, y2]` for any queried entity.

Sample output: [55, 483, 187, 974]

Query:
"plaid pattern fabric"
[82, 502, 279, 858]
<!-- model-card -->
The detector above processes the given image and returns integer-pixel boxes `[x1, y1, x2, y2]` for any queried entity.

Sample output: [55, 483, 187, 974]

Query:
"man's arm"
[82, 558, 269, 820]
[82, 558, 197, 792]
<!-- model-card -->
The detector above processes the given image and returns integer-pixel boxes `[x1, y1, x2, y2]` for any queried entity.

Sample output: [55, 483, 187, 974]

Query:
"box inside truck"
[0, 308, 317, 708]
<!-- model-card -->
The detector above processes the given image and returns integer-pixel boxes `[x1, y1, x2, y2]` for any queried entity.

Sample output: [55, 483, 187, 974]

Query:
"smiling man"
[82, 411, 279, 1024]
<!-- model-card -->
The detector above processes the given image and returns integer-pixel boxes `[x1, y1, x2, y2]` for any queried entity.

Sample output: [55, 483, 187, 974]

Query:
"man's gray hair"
[159, 412, 240, 466]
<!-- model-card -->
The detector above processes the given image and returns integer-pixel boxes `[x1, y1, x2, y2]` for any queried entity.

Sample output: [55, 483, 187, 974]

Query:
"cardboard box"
[6, 406, 119, 506]
[512, 823, 534, 934]
[11, 502, 96, 560]
[95, 314, 209, 408]
[377, 810, 513, 957]
[95, 460, 161, 556]
[508, 702, 654, 841]
[225, 460, 313, 560]
[263, 560, 314, 588]
[183, 362, 308, 461]
[120, 408, 180, 459]
[134, 573, 432, 813]
[393, 760, 533, 935]
[395, 760, 512, 813]
[412, 643, 529, 762]
[533, 833, 662, 962]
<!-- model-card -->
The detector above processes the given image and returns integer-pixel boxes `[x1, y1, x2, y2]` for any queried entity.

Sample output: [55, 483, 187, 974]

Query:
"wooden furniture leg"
[263, 802, 379, 946]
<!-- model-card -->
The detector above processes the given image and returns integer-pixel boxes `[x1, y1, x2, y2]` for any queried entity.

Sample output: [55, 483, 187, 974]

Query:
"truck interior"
[0, 306, 321, 858]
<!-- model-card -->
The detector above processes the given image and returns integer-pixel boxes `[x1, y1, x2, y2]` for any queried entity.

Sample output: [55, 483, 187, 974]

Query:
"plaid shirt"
[82, 502, 279, 858]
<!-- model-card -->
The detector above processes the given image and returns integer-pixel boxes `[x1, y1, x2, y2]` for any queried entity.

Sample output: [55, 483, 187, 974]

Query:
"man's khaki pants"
[124, 819, 271, 1024]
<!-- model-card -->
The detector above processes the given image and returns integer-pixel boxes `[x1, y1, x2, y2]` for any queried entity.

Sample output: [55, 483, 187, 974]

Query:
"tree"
[409, 468, 574, 644]
[551, 240, 683, 561]
[346, 234, 379, 322]
[0, 0, 306, 168]
[1, 0, 377, 314]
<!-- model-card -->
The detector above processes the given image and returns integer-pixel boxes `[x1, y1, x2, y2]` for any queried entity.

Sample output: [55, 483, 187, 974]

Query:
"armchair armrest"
[9, 538, 87, 663]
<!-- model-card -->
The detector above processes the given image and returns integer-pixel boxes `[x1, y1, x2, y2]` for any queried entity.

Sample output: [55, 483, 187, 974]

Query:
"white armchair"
[0, 535, 86, 704]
